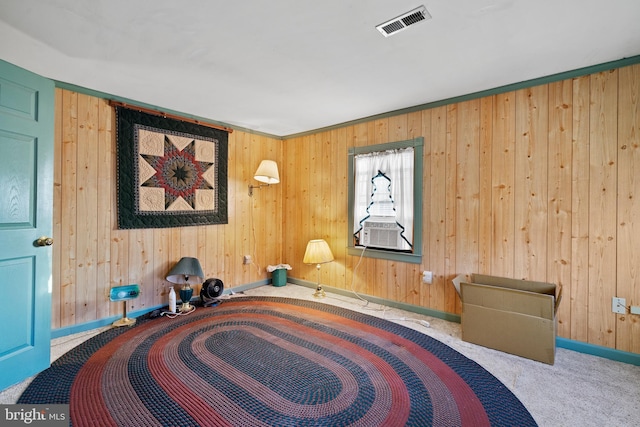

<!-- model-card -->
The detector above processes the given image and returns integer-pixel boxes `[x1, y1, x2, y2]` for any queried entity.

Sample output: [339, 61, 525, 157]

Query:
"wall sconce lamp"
[166, 257, 204, 313]
[303, 239, 334, 298]
[248, 160, 280, 196]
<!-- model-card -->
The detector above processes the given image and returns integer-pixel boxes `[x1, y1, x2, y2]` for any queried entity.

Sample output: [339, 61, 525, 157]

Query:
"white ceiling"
[1, 0, 639, 137]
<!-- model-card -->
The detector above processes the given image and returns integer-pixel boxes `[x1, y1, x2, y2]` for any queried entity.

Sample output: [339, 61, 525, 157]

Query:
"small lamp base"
[179, 286, 194, 313]
[179, 302, 195, 313]
[313, 285, 326, 298]
[113, 317, 136, 327]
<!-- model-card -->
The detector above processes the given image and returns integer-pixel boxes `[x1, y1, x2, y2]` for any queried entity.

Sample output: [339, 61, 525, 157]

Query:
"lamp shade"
[166, 257, 204, 284]
[303, 239, 334, 265]
[253, 160, 280, 185]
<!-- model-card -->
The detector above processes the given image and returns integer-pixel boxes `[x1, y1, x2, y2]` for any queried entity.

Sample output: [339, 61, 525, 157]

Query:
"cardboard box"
[452, 274, 562, 365]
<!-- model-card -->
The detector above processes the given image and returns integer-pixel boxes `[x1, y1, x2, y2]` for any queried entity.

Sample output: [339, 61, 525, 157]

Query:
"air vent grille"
[402, 11, 426, 26]
[382, 21, 405, 35]
[376, 6, 431, 37]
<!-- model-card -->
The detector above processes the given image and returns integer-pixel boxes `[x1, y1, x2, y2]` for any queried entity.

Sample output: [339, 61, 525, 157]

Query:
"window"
[348, 137, 423, 264]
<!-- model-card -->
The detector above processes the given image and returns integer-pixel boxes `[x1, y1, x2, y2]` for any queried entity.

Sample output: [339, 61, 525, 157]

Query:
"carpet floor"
[18, 296, 536, 426]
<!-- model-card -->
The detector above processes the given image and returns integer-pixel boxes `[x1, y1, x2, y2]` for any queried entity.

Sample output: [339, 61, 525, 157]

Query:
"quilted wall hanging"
[116, 106, 228, 229]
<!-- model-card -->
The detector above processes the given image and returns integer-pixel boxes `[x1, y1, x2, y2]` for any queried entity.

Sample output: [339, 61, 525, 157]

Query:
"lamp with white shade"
[303, 239, 334, 298]
[166, 257, 204, 312]
[248, 160, 280, 196]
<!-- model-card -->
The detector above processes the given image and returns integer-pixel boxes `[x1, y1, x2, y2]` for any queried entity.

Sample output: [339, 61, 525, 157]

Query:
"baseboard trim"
[52, 279, 640, 366]
[288, 278, 461, 323]
[290, 278, 640, 366]
[556, 337, 640, 366]
[50, 280, 270, 339]
[51, 304, 164, 339]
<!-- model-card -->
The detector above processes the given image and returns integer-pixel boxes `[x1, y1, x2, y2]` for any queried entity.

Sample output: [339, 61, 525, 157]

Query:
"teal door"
[0, 60, 54, 391]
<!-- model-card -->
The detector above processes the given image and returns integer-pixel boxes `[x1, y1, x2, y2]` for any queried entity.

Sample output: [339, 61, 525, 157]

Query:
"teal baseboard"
[229, 278, 270, 293]
[289, 278, 640, 366]
[51, 304, 164, 339]
[49, 281, 270, 339]
[51, 279, 639, 366]
[556, 337, 640, 366]
[288, 278, 461, 323]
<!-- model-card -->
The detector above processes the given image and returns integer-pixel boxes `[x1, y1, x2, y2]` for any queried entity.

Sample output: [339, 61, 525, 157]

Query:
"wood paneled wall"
[52, 63, 639, 354]
[52, 89, 283, 329]
[283, 64, 640, 353]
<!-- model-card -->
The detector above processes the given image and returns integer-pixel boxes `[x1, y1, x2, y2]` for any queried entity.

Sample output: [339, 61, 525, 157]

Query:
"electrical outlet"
[630, 306, 640, 315]
[612, 297, 626, 314]
[243, 255, 252, 265]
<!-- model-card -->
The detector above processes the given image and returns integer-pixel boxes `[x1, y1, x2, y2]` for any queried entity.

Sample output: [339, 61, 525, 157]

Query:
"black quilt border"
[116, 106, 228, 229]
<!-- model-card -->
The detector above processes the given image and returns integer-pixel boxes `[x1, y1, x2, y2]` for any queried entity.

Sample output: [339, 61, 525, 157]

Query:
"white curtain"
[353, 147, 414, 249]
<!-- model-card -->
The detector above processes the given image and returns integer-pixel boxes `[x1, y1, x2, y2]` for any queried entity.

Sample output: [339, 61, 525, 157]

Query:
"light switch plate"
[422, 270, 433, 284]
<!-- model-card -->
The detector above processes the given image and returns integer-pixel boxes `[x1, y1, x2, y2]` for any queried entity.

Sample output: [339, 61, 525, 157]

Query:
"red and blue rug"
[19, 297, 537, 426]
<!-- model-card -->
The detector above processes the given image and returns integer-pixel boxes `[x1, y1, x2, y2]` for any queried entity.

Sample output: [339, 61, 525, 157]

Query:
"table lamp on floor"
[109, 284, 141, 327]
[166, 257, 204, 312]
[303, 239, 334, 298]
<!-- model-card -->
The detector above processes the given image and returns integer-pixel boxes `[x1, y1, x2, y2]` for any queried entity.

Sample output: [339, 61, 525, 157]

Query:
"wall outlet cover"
[612, 297, 626, 314]
[422, 270, 433, 284]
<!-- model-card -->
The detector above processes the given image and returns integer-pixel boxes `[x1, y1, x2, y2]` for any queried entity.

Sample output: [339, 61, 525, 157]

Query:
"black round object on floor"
[200, 278, 224, 307]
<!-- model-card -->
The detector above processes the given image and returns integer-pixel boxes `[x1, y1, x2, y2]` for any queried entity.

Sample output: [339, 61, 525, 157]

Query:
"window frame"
[347, 137, 423, 264]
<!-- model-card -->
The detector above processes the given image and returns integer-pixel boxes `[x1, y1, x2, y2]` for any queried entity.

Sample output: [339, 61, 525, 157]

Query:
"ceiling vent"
[376, 5, 431, 37]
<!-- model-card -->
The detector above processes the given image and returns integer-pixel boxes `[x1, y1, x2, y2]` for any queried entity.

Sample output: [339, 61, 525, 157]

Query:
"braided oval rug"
[19, 297, 537, 426]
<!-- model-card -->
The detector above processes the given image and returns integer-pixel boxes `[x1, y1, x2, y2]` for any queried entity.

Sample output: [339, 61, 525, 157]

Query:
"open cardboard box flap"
[461, 282, 555, 319]
[452, 273, 562, 315]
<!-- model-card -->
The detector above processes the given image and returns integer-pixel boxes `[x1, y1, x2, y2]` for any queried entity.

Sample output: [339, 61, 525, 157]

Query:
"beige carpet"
[2, 284, 639, 426]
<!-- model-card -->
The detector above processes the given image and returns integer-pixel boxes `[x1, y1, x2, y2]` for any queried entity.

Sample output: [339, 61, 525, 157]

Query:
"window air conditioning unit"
[361, 219, 402, 250]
